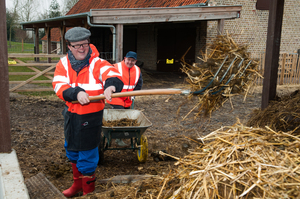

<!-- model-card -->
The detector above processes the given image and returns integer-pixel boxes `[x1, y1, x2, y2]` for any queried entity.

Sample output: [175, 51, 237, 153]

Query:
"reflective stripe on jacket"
[107, 61, 141, 107]
[53, 44, 121, 115]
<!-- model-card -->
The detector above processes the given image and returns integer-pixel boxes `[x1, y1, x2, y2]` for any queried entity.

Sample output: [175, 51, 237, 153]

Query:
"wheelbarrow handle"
[72, 88, 187, 103]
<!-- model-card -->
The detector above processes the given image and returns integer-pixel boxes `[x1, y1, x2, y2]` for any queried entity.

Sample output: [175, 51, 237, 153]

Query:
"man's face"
[124, 57, 137, 68]
[68, 40, 90, 60]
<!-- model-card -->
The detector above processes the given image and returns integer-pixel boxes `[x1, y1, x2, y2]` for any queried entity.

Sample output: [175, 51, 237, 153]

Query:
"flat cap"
[65, 27, 91, 42]
[125, 51, 137, 60]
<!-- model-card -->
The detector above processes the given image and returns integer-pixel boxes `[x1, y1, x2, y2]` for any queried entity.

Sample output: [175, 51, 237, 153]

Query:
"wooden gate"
[253, 53, 300, 85]
[8, 53, 64, 92]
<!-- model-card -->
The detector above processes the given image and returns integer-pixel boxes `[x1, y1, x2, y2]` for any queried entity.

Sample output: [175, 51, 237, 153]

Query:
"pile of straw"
[181, 33, 261, 117]
[247, 89, 300, 133]
[95, 122, 300, 199]
[154, 122, 300, 198]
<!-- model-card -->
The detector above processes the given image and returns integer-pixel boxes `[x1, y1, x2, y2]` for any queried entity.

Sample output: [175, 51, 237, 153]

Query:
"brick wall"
[195, 21, 208, 64]
[136, 24, 158, 70]
[207, 0, 300, 56]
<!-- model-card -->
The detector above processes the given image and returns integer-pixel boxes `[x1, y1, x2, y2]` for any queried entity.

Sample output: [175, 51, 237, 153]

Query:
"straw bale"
[247, 89, 300, 133]
[180, 33, 260, 118]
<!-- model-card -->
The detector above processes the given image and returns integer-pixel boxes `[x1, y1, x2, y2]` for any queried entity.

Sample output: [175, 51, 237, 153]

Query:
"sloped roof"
[42, 0, 208, 41]
[67, 0, 208, 15]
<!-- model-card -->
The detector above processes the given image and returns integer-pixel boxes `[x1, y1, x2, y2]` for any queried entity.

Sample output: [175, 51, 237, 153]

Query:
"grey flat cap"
[65, 27, 91, 42]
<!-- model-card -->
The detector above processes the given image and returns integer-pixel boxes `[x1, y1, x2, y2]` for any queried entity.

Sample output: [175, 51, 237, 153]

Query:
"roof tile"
[67, 0, 208, 15]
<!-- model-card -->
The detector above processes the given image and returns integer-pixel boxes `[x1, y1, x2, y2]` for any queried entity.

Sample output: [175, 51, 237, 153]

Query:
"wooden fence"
[253, 53, 300, 85]
[8, 53, 65, 92]
[8, 52, 300, 93]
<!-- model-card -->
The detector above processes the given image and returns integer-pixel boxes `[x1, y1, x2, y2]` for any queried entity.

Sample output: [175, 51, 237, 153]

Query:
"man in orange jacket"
[106, 51, 143, 146]
[106, 51, 143, 109]
[52, 27, 123, 197]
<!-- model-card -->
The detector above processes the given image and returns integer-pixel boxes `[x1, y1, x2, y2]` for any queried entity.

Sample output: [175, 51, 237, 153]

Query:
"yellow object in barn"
[166, 59, 174, 64]
[8, 60, 17, 64]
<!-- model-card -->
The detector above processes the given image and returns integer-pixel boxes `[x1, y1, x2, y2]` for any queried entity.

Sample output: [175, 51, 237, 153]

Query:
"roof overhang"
[91, 6, 242, 24]
[21, 5, 242, 29]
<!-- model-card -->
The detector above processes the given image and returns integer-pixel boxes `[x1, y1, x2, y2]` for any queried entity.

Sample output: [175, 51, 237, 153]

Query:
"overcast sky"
[5, 0, 65, 12]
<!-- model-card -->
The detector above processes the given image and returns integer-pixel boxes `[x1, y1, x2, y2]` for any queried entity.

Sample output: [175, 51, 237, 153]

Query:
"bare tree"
[19, 0, 39, 22]
[61, 0, 79, 15]
[7, 0, 21, 46]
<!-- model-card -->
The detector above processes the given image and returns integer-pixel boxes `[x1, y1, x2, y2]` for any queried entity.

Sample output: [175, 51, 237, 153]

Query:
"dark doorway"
[157, 26, 196, 72]
[123, 26, 137, 58]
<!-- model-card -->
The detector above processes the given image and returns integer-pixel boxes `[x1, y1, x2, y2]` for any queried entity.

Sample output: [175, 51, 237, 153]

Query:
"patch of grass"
[8, 42, 60, 96]
[7, 41, 42, 53]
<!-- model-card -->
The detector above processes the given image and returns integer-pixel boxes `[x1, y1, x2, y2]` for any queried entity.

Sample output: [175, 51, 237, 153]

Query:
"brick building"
[207, 0, 300, 56]
[23, 0, 300, 72]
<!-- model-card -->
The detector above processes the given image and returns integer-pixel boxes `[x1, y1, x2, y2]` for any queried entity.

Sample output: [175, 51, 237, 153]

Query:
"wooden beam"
[60, 26, 67, 54]
[116, 24, 123, 63]
[8, 53, 65, 58]
[9, 63, 57, 66]
[46, 27, 52, 63]
[9, 72, 54, 75]
[10, 80, 53, 84]
[217, 19, 225, 35]
[35, 28, 40, 62]
[12, 88, 54, 92]
[0, 0, 11, 152]
[92, 12, 239, 24]
[91, 6, 242, 16]
[261, 0, 285, 109]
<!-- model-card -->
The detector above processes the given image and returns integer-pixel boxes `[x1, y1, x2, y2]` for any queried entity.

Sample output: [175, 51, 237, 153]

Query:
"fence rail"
[8, 53, 65, 92]
[252, 53, 300, 85]
[8, 52, 300, 93]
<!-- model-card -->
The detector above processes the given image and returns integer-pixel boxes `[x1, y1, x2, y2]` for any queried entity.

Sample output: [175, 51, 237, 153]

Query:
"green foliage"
[39, 29, 46, 42]
[6, 10, 16, 40]
[49, 0, 61, 18]
[62, 0, 79, 15]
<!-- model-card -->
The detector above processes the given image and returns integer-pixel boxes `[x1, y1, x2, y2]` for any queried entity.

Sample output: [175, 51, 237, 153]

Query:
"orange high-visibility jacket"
[107, 61, 141, 107]
[52, 44, 122, 115]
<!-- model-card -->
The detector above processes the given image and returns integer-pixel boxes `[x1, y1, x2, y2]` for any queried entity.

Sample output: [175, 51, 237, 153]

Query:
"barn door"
[157, 27, 195, 72]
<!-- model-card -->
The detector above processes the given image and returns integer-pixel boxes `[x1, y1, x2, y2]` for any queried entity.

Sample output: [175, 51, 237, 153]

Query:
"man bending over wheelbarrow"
[106, 51, 143, 146]
[52, 27, 123, 197]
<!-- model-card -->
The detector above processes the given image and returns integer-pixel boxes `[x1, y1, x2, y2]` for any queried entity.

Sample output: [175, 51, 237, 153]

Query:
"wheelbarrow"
[99, 109, 152, 164]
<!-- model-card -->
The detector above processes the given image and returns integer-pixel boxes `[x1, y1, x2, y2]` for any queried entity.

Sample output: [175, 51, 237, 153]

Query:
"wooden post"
[217, 19, 225, 35]
[35, 28, 40, 62]
[60, 26, 66, 54]
[46, 27, 52, 63]
[116, 24, 123, 63]
[0, 0, 12, 153]
[261, 0, 285, 110]
[22, 39, 24, 52]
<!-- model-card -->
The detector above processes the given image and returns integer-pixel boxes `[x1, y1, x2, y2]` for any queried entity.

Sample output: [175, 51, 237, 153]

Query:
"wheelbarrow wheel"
[137, 135, 148, 163]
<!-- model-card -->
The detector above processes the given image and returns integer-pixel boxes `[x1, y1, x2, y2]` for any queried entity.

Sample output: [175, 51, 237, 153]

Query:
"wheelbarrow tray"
[102, 109, 152, 139]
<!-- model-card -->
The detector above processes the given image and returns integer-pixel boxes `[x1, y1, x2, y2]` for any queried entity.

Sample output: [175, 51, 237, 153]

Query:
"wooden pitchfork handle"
[72, 88, 189, 103]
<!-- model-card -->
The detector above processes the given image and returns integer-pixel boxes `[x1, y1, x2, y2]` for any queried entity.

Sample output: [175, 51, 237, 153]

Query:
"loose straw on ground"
[154, 121, 300, 198]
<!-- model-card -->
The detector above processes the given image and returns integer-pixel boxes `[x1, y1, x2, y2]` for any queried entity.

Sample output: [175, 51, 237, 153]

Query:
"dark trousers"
[110, 105, 130, 109]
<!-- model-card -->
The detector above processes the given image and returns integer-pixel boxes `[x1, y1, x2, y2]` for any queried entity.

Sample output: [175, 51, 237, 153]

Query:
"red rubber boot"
[82, 174, 96, 196]
[62, 163, 83, 197]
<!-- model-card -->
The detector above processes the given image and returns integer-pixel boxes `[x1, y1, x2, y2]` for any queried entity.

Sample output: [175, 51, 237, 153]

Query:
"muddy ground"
[9, 71, 300, 198]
